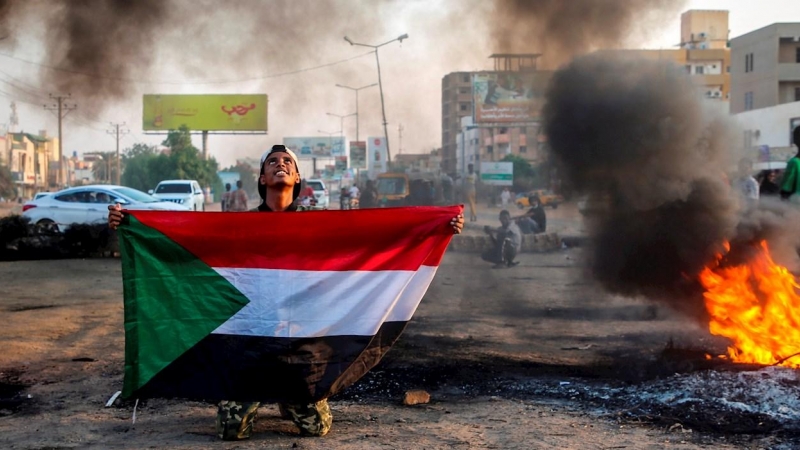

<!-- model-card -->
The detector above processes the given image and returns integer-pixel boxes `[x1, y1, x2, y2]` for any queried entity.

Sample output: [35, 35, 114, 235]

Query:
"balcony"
[484, 134, 510, 146]
[778, 63, 800, 82]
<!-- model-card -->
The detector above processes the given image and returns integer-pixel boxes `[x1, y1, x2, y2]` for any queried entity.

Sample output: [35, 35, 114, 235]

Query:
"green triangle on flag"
[119, 215, 250, 398]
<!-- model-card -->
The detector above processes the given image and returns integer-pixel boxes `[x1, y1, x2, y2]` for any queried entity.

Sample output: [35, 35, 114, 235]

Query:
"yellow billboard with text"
[143, 94, 268, 132]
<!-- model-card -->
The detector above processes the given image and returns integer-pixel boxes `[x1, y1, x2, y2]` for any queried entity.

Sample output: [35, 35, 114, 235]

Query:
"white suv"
[150, 180, 206, 211]
[306, 179, 329, 209]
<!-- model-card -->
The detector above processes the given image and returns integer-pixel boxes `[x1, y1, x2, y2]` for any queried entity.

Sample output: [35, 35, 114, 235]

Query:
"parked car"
[515, 189, 564, 209]
[149, 180, 206, 211]
[305, 178, 329, 209]
[22, 185, 189, 232]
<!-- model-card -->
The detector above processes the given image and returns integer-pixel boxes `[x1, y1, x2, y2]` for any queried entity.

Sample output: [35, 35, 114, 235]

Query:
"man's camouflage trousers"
[216, 399, 332, 439]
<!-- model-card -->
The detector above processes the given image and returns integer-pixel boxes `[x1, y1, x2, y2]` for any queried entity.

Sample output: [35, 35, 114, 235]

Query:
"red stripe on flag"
[126, 205, 462, 271]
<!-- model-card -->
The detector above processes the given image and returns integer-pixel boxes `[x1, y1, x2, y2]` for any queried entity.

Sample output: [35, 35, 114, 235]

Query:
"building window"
[727, 66, 730, 73]
[519, 146, 527, 153]
[459, 87, 469, 94]
[462, 75, 470, 83]
[487, 145, 493, 154]
[520, 127, 527, 135]
[795, 87, 800, 102]
[499, 127, 508, 134]
[745, 91, 754, 111]
[745, 52, 755, 73]
[695, 66, 704, 75]
[460, 103, 469, 111]
[685, 65, 691, 73]
[796, 48, 800, 63]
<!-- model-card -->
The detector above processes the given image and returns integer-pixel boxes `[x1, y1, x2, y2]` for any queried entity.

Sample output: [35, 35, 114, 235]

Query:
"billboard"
[472, 73, 544, 123]
[143, 94, 268, 132]
[349, 141, 366, 169]
[283, 136, 346, 159]
[479, 161, 513, 186]
[367, 136, 387, 179]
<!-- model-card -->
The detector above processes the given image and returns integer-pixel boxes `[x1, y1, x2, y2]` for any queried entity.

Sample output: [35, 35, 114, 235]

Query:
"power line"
[0, 51, 375, 85]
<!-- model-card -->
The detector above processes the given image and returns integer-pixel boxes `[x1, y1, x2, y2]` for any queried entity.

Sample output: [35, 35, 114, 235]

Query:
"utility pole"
[44, 94, 76, 188]
[108, 122, 129, 185]
[398, 123, 404, 155]
[335, 83, 378, 142]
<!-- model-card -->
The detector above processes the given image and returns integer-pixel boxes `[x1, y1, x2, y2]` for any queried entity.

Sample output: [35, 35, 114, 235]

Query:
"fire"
[700, 240, 800, 368]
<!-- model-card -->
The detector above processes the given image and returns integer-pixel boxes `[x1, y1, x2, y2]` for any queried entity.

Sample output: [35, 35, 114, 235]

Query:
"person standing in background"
[229, 180, 249, 211]
[465, 164, 478, 222]
[221, 183, 232, 211]
[780, 127, 800, 203]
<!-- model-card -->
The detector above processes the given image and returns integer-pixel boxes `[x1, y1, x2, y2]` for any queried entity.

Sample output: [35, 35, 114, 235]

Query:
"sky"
[1, 0, 799, 169]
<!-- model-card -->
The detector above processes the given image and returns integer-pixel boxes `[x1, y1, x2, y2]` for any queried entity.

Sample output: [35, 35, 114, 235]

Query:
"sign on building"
[480, 161, 513, 186]
[143, 94, 268, 132]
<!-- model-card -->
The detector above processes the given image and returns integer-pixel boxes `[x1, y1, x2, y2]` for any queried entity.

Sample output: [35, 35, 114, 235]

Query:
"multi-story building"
[730, 23, 800, 114]
[600, 10, 731, 109]
[442, 54, 552, 177]
[5, 131, 61, 198]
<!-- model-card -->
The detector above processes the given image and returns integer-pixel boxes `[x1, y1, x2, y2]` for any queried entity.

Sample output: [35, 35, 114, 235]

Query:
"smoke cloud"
[39, 0, 169, 108]
[491, 0, 687, 68]
[543, 53, 741, 318]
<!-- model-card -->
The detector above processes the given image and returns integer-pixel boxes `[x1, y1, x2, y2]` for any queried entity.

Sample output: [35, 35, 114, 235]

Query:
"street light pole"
[335, 83, 377, 142]
[326, 112, 356, 154]
[344, 33, 407, 164]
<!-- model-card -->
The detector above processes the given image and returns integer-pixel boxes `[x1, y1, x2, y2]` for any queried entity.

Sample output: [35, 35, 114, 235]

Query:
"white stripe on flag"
[211, 266, 438, 338]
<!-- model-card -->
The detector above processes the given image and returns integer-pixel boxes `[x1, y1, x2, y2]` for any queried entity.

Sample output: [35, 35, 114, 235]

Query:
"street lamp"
[335, 83, 377, 142]
[326, 111, 357, 144]
[343, 33, 408, 164]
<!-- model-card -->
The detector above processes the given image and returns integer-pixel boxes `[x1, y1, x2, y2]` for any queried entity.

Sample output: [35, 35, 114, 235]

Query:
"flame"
[700, 241, 800, 367]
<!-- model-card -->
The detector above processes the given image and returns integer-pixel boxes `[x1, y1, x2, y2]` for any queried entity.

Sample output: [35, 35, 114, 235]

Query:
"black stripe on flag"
[133, 321, 408, 403]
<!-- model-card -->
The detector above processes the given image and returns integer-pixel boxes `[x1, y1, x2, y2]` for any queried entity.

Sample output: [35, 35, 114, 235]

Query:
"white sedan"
[22, 184, 189, 232]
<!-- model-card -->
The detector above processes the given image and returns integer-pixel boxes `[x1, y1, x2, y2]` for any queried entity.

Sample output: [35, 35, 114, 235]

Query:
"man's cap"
[258, 145, 301, 201]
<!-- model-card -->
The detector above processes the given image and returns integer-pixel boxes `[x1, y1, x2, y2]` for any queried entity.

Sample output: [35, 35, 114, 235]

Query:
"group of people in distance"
[220, 180, 249, 212]
[482, 194, 548, 269]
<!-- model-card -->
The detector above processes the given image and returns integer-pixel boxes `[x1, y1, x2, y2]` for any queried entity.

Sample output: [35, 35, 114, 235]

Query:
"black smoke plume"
[543, 53, 739, 318]
[491, 0, 687, 67]
[42, 0, 171, 109]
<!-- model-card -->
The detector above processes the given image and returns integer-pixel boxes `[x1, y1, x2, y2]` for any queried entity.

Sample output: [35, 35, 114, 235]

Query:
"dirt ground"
[0, 204, 797, 449]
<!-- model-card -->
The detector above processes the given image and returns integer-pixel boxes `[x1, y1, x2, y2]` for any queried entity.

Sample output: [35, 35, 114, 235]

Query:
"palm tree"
[90, 152, 118, 184]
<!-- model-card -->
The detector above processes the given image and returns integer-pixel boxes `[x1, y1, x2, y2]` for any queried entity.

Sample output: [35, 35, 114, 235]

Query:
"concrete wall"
[733, 101, 800, 150]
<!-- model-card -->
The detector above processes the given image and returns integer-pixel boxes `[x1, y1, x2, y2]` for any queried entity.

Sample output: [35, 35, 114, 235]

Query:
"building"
[730, 23, 800, 114]
[681, 10, 730, 50]
[733, 100, 800, 169]
[599, 10, 731, 110]
[393, 151, 442, 173]
[441, 54, 552, 177]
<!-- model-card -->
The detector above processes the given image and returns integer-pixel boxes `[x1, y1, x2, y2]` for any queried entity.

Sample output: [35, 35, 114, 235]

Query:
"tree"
[0, 164, 16, 199]
[119, 126, 221, 196]
[91, 152, 119, 184]
[501, 154, 540, 192]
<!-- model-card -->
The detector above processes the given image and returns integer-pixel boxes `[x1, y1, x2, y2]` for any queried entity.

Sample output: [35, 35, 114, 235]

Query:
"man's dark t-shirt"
[528, 206, 546, 233]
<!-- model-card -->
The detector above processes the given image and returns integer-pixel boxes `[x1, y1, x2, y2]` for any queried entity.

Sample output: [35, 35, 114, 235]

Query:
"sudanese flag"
[118, 205, 460, 403]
